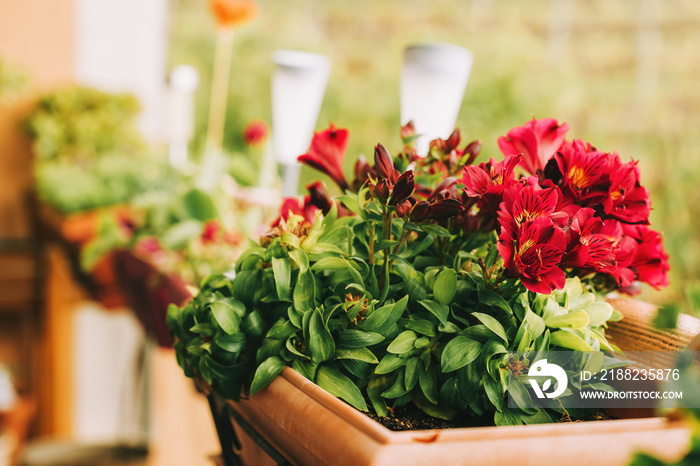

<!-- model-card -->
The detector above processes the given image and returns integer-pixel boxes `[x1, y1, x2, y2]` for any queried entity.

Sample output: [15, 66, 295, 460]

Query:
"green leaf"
[367, 376, 389, 417]
[494, 408, 523, 426]
[478, 289, 512, 314]
[433, 269, 457, 305]
[182, 188, 218, 221]
[404, 318, 436, 337]
[381, 370, 409, 398]
[419, 364, 439, 404]
[338, 329, 384, 348]
[441, 336, 482, 372]
[387, 330, 417, 354]
[544, 310, 590, 329]
[316, 365, 367, 411]
[335, 347, 378, 364]
[581, 302, 614, 327]
[524, 309, 546, 340]
[308, 310, 335, 364]
[215, 333, 246, 353]
[420, 223, 451, 238]
[472, 312, 508, 343]
[549, 330, 594, 351]
[293, 270, 316, 312]
[289, 249, 309, 273]
[250, 357, 285, 395]
[271, 257, 292, 300]
[405, 357, 420, 390]
[414, 391, 456, 420]
[375, 354, 408, 374]
[483, 375, 504, 411]
[507, 380, 537, 414]
[210, 302, 241, 335]
[419, 299, 449, 325]
[358, 295, 408, 334]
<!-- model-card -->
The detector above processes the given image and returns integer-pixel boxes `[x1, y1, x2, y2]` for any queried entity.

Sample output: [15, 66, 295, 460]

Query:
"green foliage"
[169, 193, 619, 425]
[26, 86, 144, 163]
[35, 155, 176, 214]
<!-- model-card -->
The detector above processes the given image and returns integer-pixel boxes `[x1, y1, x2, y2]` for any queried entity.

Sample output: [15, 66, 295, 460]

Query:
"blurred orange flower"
[210, 0, 259, 28]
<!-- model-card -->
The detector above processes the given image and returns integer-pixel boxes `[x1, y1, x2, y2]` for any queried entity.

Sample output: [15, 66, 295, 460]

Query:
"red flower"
[462, 155, 521, 222]
[621, 224, 670, 290]
[201, 220, 222, 244]
[560, 208, 615, 271]
[554, 140, 612, 206]
[243, 119, 268, 146]
[499, 177, 568, 238]
[498, 118, 569, 175]
[273, 197, 318, 226]
[462, 155, 521, 198]
[498, 216, 567, 294]
[603, 159, 651, 224]
[298, 125, 350, 191]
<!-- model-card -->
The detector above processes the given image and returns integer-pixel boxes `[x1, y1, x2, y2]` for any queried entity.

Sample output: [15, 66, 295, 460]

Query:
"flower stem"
[368, 223, 375, 264]
[205, 28, 235, 156]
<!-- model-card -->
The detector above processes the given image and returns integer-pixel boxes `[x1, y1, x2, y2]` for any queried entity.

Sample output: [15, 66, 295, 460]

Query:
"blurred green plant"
[25, 86, 145, 163]
[0, 57, 28, 105]
[35, 155, 176, 214]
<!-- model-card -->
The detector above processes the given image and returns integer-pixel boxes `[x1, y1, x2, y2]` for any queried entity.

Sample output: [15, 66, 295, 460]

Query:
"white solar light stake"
[400, 43, 473, 156]
[168, 65, 200, 168]
[271, 50, 331, 196]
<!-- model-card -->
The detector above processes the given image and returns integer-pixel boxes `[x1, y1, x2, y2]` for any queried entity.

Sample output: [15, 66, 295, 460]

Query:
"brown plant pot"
[209, 298, 700, 466]
[33, 199, 132, 309]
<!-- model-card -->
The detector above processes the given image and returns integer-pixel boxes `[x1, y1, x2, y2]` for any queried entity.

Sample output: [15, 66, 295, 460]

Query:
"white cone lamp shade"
[168, 65, 200, 168]
[272, 50, 331, 196]
[400, 43, 474, 156]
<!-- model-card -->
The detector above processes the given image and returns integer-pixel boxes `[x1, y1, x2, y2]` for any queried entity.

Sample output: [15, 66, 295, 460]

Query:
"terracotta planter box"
[209, 298, 699, 466]
[32, 199, 130, 309]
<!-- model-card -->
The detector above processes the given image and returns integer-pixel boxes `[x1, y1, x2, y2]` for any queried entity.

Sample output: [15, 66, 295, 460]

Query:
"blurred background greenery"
[168, 0, 700, 308]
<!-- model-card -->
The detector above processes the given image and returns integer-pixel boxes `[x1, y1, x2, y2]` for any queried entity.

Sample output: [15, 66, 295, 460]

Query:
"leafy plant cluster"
[167, 117, 669, 424]
[26, 86, 144, 163]
[169, 196, 622, 424]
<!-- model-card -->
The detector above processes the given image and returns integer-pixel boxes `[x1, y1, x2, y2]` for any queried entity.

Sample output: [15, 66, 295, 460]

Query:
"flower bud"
[428, 198, 464, 220]
[370, 179, 390, 202]
[400, 121, 416, 141]
[427, 177, 458, 203]
[388, 171, 415, 206]
[395, 199, 412, 218]
[410, 201, 432, 222]
[354, 155, 371, 185]
[463, 140, 482, 166]
[374, 144, 399, 183]
[306, 181, 332, 214]
[445, 129, 461, 152]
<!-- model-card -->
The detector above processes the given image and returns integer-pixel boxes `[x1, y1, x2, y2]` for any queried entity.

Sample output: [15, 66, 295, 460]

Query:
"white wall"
[73, 0, 169, 141]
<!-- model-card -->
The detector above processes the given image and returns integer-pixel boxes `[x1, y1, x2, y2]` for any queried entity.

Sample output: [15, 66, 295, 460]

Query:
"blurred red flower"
[243, 119, 268, 146]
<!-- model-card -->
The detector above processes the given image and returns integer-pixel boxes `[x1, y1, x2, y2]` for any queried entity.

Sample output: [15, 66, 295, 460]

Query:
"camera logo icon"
[527, 359, 568, 399]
